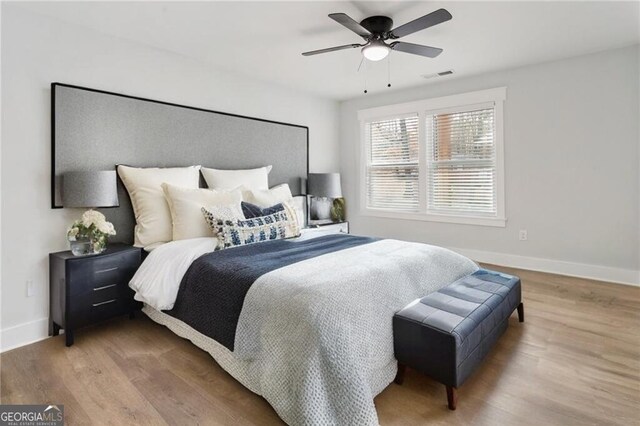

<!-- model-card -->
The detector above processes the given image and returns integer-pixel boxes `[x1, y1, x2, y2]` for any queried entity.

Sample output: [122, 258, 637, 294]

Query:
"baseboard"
[449, 247, 640, 287]
[1, 318, 49, 353]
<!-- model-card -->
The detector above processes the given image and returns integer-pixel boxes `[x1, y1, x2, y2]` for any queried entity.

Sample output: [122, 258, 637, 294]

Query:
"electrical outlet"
[519, 230, 528, 241]
[26, 280, 35, 297]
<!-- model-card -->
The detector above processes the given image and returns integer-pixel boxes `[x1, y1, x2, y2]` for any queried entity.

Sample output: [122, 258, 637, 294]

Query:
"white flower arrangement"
[67, 210, 116, 254]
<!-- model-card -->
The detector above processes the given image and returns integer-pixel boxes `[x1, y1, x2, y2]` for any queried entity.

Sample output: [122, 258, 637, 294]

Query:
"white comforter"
[132, 235, 478, 425]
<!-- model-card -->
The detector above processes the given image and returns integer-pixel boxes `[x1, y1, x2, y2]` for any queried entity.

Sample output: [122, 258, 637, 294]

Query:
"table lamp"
[62, 171, 119, 255]
[307, 173, 342, 221]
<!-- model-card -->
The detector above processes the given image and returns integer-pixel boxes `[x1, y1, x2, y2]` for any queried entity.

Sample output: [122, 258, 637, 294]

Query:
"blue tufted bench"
[393, 268, 523, 410]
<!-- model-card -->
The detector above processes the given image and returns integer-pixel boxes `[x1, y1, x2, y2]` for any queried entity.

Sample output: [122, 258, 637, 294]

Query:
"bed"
[131, 230, 477, 425]
[52, 85, 478, 425]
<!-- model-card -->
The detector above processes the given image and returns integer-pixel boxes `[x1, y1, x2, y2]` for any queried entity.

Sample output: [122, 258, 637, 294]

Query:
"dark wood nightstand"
[49, 243, 142, 346]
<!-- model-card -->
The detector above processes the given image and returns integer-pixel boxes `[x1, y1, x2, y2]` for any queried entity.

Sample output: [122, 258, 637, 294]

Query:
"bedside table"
[306, 221, 349, 237]
[49, 243, 142, 346]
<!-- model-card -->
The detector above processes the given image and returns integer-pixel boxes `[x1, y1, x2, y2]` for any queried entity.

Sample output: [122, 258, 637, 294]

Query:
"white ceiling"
[14, 1, 640, 100]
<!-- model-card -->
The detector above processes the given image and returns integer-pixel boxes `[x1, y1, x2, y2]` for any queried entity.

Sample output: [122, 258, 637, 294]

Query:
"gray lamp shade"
[62, 171, 119, 208]
[307, 173, 342, 198]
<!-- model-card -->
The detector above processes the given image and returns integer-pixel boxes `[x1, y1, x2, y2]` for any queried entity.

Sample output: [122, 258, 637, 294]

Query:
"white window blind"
[365, 115, 420, 212]
[426, 106, 496, 216]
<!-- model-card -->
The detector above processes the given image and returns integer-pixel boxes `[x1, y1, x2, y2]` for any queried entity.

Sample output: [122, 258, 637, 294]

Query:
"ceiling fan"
[302, 8, 452, 62]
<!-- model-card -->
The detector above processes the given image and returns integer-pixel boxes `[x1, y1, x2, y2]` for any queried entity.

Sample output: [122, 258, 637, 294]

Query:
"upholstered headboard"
[51, 83, 308, 243]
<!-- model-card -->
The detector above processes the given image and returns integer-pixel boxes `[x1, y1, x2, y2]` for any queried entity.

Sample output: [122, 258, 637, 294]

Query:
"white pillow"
[290, 196, 307, 229]
[201, 165, 272, 190]
[117, 165, 200, 248]
[241, 183, 293, 207]
[162, 183, 243, 241]
[242, 184, 306, 227]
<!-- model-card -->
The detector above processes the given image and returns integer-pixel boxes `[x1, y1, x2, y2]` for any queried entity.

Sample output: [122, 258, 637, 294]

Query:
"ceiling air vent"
[422, 70, 454, 79]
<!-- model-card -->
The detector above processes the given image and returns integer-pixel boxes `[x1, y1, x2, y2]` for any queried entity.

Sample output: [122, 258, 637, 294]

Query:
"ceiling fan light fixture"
[302, 9, 451, 61]
[362, 40, 390, 61]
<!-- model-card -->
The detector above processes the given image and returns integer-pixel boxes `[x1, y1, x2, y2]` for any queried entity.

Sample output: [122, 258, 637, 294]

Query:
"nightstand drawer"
[92, 264, 123, 286]
[91, 282, 123, 303]
[90, 297, 128, 323]
[91, 252, 139, 285]
[69, 285, 135, 328]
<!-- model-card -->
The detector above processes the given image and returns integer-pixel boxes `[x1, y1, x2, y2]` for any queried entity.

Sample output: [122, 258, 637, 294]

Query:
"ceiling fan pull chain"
[387, 55, 392, 88]
[364, 59, 368, 94]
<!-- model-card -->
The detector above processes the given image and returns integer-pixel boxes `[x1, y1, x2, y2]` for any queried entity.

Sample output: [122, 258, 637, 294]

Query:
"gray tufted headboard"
[52, 83, 308, 244]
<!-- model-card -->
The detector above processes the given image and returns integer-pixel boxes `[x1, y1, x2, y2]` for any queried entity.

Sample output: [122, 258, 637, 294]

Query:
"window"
[365, 115, 420, 212]
[359, 88, 506, 227]
[426, 105, 496, 216]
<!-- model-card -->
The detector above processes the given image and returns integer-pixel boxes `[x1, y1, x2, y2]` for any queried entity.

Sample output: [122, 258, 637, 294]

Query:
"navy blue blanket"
[167, 234, 378, 350]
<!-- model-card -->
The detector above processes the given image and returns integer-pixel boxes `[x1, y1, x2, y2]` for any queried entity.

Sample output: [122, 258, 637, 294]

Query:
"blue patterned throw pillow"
[241, 201, 285, 219]
[202, 203, 300, 250]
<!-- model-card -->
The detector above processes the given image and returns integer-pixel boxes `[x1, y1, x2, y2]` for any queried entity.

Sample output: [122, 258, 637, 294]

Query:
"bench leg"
[517, 302, 524, 323]
[394, 363, 406, 385]
[446, 386, 457, 410]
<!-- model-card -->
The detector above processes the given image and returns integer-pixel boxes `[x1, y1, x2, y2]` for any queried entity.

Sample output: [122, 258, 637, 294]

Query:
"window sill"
[360, 209, 507, 227]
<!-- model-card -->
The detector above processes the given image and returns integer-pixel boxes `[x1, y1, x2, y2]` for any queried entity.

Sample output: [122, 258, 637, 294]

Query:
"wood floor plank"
[1, 266, 639, 425]
[0, 344, 94, 425]
[157, 347, 284, 425]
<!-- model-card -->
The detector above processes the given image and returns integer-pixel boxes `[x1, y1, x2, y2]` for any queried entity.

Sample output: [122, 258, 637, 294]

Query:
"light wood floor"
[2, 265, 639, 425]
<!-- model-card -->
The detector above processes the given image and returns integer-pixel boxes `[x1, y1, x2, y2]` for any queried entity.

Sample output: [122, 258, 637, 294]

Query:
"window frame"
[358, 87, 507, 227]
[364, 112, 421, 213]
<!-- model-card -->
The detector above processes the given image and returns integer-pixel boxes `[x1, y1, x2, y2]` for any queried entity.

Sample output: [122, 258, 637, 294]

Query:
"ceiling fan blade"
[328, 13, 371, 38]
[390, 42, 443, 58]
[302, 43, 363, 56]
[389, 8, 452, 39]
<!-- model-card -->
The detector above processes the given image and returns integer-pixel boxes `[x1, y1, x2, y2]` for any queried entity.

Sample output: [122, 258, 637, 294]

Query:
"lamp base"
[331, 198, 345, 222]
[310, 197, 332, 221]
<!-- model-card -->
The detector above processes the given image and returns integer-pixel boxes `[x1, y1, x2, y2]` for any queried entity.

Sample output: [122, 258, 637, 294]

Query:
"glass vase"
[68, 235, 107, 256]
[69, 235, 92, 256]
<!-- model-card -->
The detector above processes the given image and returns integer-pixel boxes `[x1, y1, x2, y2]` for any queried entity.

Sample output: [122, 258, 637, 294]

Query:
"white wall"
[0, 5, 340, 351]
[340, 45, 639, 284]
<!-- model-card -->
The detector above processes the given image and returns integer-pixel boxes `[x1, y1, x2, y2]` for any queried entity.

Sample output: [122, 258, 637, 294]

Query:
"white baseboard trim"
[449, 246, 640, 287]
[1, 317, 49, 353]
